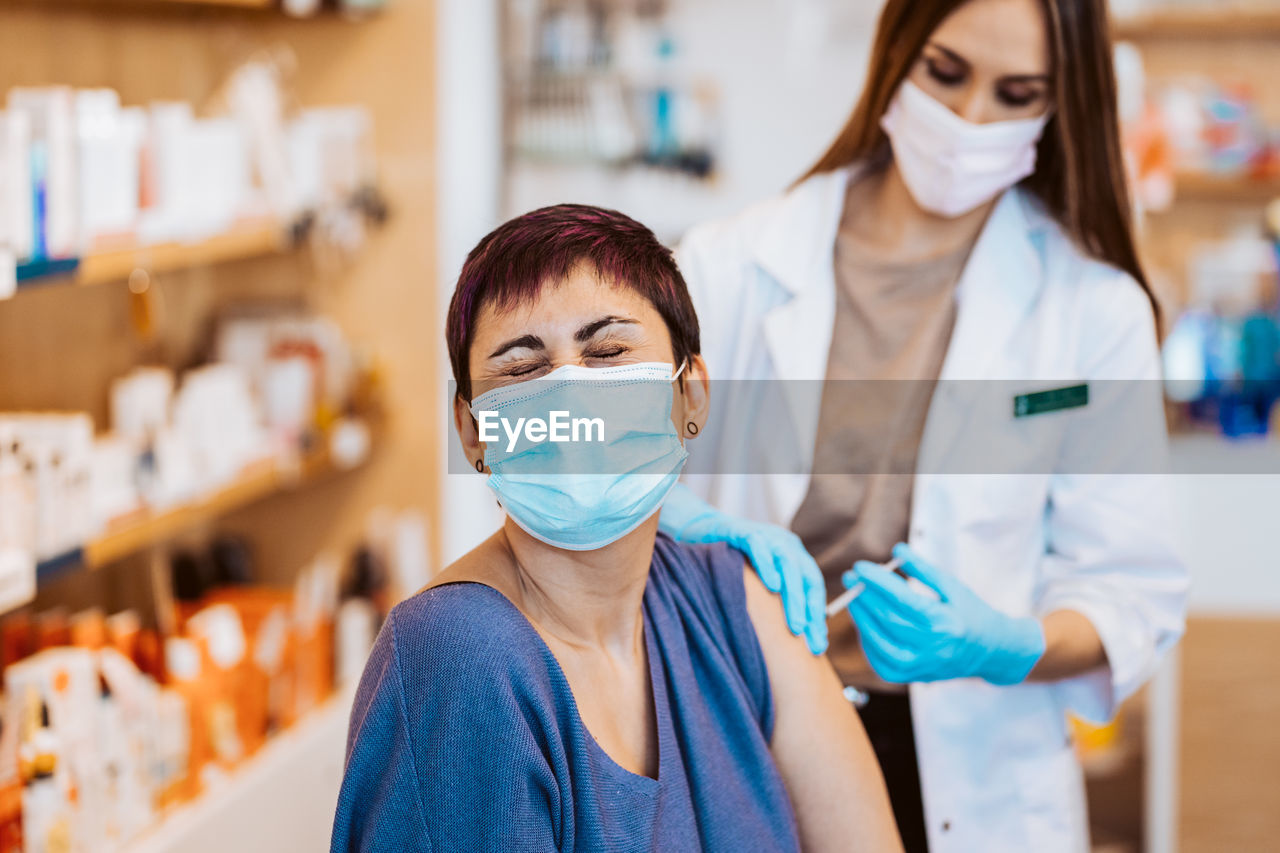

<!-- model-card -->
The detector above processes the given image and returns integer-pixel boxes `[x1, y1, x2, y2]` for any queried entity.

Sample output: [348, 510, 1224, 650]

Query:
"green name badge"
[1014, 384, 1088, 418]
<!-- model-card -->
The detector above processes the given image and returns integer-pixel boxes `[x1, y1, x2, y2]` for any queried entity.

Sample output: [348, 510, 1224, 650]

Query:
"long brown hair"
[805, 0, 1158, 324]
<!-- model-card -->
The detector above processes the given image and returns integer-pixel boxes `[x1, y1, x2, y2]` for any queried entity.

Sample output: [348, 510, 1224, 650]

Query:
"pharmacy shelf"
[1171, 171, 1280, 204]
[1113, 9, 1280, 39]
[155, 0, 274, 7]
[36, 420, 376, 581]
[44, 0, 380, 14]
[126, 681, 355, 853]
[15, 221, 289, 292]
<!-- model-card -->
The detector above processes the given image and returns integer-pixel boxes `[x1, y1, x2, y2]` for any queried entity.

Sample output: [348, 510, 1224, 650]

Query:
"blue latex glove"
[660, 484, 828, 655]
[841, 543, 1045, 686]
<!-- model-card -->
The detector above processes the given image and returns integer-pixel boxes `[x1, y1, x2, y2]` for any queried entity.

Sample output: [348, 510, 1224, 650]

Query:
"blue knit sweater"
[330, 533, 800, 852]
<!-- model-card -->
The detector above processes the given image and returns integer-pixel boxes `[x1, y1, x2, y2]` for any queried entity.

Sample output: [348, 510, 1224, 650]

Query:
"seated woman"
[330, 204, 901, 853]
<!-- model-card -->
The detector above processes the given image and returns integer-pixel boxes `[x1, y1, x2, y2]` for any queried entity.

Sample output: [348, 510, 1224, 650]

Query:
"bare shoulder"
[740, 563, 904, 851]
[425, 531, 515, 595]
[741, 563, 826, 681]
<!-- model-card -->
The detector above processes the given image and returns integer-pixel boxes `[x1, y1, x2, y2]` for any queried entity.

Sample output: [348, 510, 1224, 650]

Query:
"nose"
[955, 86, 986, 124]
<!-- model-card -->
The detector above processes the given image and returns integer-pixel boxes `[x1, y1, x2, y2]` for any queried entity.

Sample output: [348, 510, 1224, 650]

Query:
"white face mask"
[880, 80, 1050, 218]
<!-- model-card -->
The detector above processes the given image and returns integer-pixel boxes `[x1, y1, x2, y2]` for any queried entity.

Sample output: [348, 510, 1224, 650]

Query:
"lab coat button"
[941, 821, 951, 832]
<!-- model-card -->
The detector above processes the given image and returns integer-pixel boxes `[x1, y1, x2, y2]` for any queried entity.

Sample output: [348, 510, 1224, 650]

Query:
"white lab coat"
[675, 165, 1188, 852]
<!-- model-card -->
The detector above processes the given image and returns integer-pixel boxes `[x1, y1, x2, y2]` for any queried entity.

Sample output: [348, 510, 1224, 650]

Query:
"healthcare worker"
[657, 0, 1189, 850]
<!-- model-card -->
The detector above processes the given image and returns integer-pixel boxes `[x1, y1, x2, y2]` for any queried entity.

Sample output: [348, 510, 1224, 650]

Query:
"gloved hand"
[661, 484, 828, 655]
[842, 543, 1044, 686]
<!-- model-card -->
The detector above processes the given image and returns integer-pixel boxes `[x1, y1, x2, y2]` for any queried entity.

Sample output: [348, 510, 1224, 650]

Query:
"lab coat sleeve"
[1035, 270, 1189, 723]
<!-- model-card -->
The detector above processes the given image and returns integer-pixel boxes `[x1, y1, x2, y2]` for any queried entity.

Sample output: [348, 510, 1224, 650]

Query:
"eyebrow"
[927, 42, 1051, 84]
[574, 315, 638, 342]
[486, 316, 639, 359]
[488, 334, 543, 359]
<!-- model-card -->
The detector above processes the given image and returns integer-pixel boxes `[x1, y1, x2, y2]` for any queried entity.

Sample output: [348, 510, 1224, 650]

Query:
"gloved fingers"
[848, 589, 930, 647]
[847, 563, 940, 624]
[785, 539, 826, 622]
[658, 484, 723, 540]
[802, 602, 829, 655]
[891, 542, 956, 602]
[776, 550, 809, 637]
[676, 515, 720, 541]
[857, 630, 918, 684]
[800, 559, 829, 656]
[744, 533, 783, 593]
[803, 621, 829, 656]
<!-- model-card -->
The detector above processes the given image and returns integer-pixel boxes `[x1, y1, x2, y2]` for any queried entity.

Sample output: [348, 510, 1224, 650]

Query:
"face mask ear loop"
[671, 360, 687, 384]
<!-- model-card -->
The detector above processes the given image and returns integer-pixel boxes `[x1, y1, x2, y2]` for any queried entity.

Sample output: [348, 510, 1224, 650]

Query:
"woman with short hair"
[330, 203, 903, 853]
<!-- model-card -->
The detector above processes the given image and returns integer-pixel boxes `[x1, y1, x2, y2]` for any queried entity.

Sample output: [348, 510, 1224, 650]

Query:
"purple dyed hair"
[446, 204, 701, 401]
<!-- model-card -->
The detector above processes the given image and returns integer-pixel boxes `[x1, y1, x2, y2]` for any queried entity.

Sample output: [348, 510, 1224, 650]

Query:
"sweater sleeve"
[331, 611, 432, 852]
[656, 536, 775, 739]
[331, 595, 564, 852]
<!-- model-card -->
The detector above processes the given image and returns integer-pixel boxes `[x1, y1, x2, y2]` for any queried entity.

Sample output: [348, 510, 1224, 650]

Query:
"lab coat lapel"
[920, 190, 1047, 472]
[754, 169, 849, 485]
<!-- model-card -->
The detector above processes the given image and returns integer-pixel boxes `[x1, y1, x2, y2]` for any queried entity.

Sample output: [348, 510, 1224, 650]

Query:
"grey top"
[789, 175, 970, 689]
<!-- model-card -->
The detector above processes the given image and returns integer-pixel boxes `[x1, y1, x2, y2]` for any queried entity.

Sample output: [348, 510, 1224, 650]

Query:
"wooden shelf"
[16, 220, 288, 294]
[1170, 171, 1280, 204]
[1113, 9, 1280, 39]
[8, 0, 384, 14]
[37, 420, 375, 579]
[80, 222, 288, 287]
[15, 221, 290, 293]
[29, 0, 278, 10]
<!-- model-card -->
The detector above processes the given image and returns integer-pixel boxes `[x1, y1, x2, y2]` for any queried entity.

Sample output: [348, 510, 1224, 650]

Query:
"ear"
[453, 393, 487, 473]
[675, 355, 710, 440]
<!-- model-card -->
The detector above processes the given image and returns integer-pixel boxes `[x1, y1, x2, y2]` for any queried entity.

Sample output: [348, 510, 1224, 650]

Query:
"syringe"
[825, 555, 903, 619]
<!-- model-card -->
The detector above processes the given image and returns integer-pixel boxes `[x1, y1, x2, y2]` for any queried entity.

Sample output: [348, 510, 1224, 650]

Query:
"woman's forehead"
[472, 270, 664, 347]
[931, 0, 1050, 75]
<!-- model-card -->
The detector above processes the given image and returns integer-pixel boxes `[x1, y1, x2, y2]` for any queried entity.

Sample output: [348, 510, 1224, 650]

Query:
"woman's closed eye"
[497, 357, 551, 380]
[996, 85, 1045, 109]
[583, 342, 631, 363]
[925, 57, 966, 87]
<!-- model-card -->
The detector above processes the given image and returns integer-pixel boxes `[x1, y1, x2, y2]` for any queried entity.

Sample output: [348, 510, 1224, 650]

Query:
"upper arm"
[332, 617, 433, 853]
[741, 565, 903, 853]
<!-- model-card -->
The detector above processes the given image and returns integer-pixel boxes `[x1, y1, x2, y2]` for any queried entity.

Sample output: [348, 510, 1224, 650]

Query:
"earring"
[475, 458, 484, 473]
[687, 421, 699, 436]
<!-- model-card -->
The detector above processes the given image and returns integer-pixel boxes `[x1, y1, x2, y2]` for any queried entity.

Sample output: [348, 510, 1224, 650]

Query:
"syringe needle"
[824, 555, 904, 620]
[825, 582, 866, 618]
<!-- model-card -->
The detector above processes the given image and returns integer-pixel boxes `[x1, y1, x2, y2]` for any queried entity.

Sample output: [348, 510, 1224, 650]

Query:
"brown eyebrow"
[488, 334, 544, 359]
[486, 316, 638, 359]
[927, 41, 1051, 84]
[574, 315, 639, 343]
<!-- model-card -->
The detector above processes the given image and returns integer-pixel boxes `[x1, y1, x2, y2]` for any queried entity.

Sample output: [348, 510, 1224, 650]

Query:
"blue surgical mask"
[469, 361, 689, 551]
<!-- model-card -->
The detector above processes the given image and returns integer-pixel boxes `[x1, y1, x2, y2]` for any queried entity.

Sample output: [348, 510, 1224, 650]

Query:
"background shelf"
[15, 222, 289, 293]
[1113, 9, 1280, 39]
[1170, 171, 1280, 205]
[79, 223, 288, 287]
[35, 419, 376, 581]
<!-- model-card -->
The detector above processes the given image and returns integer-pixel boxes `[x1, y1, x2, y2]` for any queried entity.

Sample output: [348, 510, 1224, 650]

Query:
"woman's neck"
[499, 517, 657, 656]
[845, 161, 995, 263]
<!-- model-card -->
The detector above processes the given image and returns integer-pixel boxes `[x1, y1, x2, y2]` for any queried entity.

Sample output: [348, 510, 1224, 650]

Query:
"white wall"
[436, 0, 506, 564]
[505, 0, 887, 240]
[670, 0, 884, 214]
